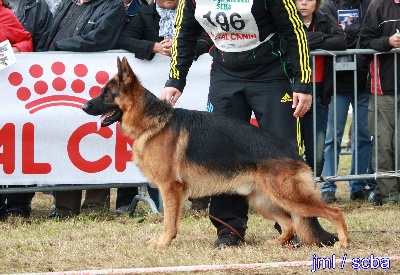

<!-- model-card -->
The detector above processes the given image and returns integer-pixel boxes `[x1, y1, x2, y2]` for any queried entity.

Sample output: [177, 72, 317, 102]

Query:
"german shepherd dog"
[82, 57, 350, 249]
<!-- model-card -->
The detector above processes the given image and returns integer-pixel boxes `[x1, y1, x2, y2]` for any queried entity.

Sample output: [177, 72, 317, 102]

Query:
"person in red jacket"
[0, 0, 33, 52]
[0, 0, 32, 219]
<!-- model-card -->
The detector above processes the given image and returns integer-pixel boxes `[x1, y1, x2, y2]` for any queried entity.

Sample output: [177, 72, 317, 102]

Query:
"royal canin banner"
[0, 51, 211, 185]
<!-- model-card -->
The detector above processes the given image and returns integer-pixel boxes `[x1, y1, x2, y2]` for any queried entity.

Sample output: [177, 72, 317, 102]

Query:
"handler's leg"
[207, 68, 251, 247]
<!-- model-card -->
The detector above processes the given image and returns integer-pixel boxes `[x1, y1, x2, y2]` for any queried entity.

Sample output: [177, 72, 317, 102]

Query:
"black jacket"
[307, 11, 347, 106]
[12, 0, 53, 51]
[37, 0, 126, 52]
[116, 4, 212, 61]
[164, 0, 311, 94]
[359, 0, 400, 95]
[320, 0, 372, 94]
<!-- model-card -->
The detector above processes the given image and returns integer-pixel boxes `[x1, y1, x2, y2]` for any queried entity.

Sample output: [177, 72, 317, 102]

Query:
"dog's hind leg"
[263, 166, 350, 248]
[271, 179, 349, 248]
[248, 193, 294, 246]
[291, 216, 338, 247]
[148, 181, 186, 249]
[290, 202, 350, 248]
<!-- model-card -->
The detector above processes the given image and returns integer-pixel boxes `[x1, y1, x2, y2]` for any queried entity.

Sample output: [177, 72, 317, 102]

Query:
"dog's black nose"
[82, 100, 103, 116]
[82, 102, 91, 113]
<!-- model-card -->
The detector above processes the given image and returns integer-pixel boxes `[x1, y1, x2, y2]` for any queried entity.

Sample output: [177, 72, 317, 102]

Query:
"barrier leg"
[128, 184, 159, 215]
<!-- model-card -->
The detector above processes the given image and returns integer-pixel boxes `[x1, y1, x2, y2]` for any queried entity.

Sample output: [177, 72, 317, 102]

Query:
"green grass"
[0, 188, 399, 275]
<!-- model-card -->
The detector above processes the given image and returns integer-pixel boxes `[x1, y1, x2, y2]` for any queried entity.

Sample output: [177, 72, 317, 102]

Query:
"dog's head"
[82, 56, 139, 130]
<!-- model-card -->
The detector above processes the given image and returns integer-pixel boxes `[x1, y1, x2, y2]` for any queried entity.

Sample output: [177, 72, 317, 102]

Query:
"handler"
[159, 0, 312, 247]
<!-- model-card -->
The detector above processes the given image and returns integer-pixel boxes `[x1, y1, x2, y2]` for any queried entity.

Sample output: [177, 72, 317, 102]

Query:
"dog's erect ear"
[117, 56, 122, 76]
[117, 56, 133, 81]
[117, 56, 141, 95]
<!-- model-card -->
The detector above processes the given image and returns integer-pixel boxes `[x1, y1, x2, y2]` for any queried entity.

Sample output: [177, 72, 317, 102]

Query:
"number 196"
[203, 11, 245, 32]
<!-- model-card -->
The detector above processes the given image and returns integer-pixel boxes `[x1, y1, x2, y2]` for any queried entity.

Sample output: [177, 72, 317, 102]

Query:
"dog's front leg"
[148, 181, 185, 249]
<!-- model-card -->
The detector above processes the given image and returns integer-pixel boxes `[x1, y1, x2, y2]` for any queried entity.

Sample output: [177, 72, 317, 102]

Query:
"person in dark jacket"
[37, 0, 126, 52]
[115, 0, 212, 215]
[37, 0, 126, 218]
[319, 0, 377, 203]
[116, 0, 212, 61]
[296, 0, 347, 178]
[8, 0, 53, 51]
[159, 0, 312, 248]
[114, 0, 152, 218]
[45, 0, 62, 14]
[359, 0, 400, 205]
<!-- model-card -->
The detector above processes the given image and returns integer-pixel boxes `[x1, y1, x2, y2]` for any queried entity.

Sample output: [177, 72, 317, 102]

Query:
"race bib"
[195, 0, 270, 52]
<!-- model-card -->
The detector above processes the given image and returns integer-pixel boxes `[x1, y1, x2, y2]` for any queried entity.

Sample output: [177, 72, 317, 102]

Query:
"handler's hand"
[159, 87, 182, 106]
[292, 92, 312, 118]
[389, 33, 400, 48]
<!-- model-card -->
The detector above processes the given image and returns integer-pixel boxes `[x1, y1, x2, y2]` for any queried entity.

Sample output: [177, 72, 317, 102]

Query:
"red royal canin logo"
[7, 62, 109, 114]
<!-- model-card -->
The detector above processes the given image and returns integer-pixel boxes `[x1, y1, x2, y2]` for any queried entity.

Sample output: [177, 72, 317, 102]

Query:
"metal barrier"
[1, 49, 400, 210]
[310, 48, 400, 184]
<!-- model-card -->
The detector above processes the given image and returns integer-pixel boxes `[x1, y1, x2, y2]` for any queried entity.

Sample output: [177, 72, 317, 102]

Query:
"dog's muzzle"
[82, 102, 93, 114]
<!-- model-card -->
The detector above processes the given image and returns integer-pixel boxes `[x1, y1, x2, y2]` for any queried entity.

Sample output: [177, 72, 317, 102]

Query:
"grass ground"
[0, 181, 399, 275]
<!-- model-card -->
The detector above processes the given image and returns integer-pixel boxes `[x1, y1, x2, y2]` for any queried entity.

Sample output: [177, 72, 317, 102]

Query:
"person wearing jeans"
[296, 0, 347, 178]
[302, 97, 330, 177]
[319, 0, 376, 203]
[320, 92, 377, 201]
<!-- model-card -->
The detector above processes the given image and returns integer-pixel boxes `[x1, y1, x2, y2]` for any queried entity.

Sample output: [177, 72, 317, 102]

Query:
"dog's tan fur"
[84, 57, 350, 249]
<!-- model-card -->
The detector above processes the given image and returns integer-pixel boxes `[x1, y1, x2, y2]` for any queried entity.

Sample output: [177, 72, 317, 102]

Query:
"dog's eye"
[103, 90, 111, 99]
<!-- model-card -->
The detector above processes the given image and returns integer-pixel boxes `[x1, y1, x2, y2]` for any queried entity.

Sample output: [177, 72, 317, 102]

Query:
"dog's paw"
[147, 236, 172, 249]
[333, 239, 350, 249]
[266, 239, 284, 246]
[147, 236, 159, 248]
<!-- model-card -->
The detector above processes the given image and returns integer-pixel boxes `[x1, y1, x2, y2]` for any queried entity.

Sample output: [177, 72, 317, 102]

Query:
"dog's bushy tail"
[293, 217, 338, 246]
[259, 159, 346, 247]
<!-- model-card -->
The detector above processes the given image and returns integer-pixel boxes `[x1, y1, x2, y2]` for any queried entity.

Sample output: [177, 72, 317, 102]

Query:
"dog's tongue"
[97, 114, 107, 131]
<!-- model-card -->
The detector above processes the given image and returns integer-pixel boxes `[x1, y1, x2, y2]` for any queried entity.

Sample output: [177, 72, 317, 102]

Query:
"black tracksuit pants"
[207, 62, 299, 237]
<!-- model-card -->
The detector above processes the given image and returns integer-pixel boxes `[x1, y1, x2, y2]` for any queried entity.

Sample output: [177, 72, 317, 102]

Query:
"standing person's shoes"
[214, 231, 242, 248]
[6, 207, 30, 218]
[81, 204, 108, 215]
[371, 193, 382, 206]
[0, 204, 6, 220]
[350, 189, 367, 201]
[115, 205, 130, 215]
[48, 210, 62, 219]
[48, 207, 78, 218]
[321, 191, 337, 203]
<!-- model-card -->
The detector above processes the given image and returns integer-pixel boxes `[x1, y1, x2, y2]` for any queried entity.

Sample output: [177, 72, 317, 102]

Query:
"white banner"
[0, 51, 211, 185]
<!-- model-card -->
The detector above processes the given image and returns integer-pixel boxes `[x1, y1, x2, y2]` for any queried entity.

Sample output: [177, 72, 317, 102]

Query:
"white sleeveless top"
[194, 0, 274, 52]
